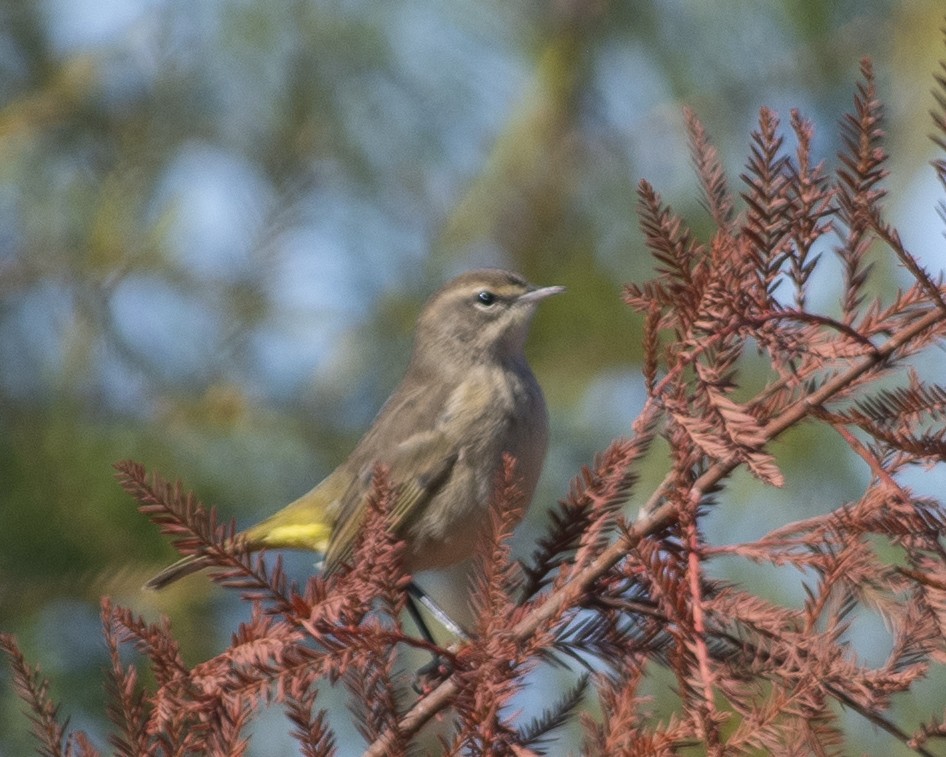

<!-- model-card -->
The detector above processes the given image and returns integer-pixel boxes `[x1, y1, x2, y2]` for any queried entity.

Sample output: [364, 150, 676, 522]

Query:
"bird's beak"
[519, 285, 566, 304]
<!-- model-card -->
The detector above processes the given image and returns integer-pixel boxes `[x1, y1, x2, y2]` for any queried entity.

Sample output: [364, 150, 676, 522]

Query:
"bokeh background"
[2, 1, 945, 754]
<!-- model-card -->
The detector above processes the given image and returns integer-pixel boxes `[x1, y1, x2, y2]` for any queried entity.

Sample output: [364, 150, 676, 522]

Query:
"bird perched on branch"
[145, 268, 563, 592]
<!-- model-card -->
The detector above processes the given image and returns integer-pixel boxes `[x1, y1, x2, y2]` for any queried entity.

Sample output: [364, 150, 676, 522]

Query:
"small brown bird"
[146, 268, 563, 590]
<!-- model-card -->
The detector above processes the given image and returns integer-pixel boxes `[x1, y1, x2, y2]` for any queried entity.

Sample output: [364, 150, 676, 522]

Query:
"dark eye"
[476, 290, 496, 306]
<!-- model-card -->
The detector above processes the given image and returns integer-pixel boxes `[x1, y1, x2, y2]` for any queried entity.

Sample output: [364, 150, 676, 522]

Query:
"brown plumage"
[145, 269, 563, 590]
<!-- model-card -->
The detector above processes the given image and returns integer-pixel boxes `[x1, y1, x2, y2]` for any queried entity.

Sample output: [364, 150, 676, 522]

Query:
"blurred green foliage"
[1, 0, 944, 754]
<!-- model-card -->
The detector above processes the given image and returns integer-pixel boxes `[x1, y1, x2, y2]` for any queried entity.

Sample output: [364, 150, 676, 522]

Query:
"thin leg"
[407, 581, 469, 641]
[406, 581, 468, 694]
[405, 585, 437, 645]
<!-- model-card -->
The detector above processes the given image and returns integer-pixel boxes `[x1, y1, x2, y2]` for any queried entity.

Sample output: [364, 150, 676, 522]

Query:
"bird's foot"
[412, 654, 453, 694]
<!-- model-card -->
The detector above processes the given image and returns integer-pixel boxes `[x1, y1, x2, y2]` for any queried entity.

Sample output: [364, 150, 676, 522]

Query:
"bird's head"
[413, 269, 564, 369]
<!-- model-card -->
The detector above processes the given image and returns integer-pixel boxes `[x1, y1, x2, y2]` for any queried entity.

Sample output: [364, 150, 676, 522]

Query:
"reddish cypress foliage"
[6, 49, 946, 757]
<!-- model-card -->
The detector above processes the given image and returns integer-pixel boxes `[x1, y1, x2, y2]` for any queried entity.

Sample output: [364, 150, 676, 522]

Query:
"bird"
[145, 268, 564, 591]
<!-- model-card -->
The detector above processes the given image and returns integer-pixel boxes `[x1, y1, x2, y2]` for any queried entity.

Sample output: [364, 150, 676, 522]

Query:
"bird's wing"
[323, 428, 459, 572]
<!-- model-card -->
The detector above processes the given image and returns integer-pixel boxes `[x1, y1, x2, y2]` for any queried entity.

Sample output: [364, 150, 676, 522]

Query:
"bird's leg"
[405, 587, 437, 645]
[407, 581, 468, 693]
[407, 581, 469, 640]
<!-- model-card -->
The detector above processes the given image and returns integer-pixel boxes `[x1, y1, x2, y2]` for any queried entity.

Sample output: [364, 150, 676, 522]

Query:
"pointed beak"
[519, 284, 566, 304]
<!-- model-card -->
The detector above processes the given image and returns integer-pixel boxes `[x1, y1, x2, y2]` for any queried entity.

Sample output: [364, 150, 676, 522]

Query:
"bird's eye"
[476, 290, 496, 307]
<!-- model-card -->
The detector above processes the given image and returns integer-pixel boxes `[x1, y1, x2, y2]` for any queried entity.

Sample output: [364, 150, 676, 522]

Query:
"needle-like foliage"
[6, 41, 946, 757]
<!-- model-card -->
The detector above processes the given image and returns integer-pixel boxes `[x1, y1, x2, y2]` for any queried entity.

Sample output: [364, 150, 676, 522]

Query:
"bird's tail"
[143, 554, 211, 591]
[143, 474, 341, 591]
